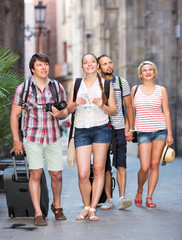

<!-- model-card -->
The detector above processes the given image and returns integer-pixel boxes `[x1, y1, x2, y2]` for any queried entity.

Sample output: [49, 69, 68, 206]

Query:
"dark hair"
[97, 54, 110, 66]
[97, 72, 107, 104]
[29, 53, 50, 75]
[82, 53, 107, 104]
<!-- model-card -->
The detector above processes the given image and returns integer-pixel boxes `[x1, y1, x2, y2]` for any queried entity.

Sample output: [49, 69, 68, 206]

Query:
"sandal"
[34, 215, 47, 226]
[76, 206, 90, 220]
[146, 198, 156, 208]
[134, 191, 142, 207]
[51, 203, 67, 220]
[88, 208, 99, 221]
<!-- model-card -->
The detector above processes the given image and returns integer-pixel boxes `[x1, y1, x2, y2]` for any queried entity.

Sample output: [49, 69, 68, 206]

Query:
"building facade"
[24, 0, 182, 155]
[36, 0, 73, 96]
[68, 0, 182, 156]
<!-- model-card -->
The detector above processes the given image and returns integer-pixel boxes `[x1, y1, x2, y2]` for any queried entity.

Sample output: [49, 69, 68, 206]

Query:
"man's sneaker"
[118, 198, 132, 210]
[100, 199, 114, 210]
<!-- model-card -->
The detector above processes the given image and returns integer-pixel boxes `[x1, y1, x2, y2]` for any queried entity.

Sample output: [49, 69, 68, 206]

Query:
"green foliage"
[0, 45, 24, 155]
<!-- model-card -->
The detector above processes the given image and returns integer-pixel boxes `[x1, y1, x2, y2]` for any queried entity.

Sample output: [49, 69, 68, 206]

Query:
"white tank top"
[134, 85, 167, 132]
[74, 78, 109, 128]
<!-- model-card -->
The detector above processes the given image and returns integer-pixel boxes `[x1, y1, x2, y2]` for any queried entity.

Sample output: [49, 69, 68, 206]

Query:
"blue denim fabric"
[137, 129, 167, 144]
[74, 124, 111, 148]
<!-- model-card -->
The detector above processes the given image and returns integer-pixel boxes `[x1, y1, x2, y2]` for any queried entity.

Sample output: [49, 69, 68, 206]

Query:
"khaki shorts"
[23, 138, 63, 171]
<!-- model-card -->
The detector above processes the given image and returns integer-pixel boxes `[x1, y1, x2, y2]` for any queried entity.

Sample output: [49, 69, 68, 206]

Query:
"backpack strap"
[117, 76, 125, 116]
[68, 78, 82, 142]
[25, 79, 61, 104]
[22, 76, 32, 110]
[104, 79, 110, 104]
[73, 78, 82, 102]
[134, 85, 139, 97]
[19, 76, 32, 137]
[31, 82, 37, 102]
[50, 80, 60, 102]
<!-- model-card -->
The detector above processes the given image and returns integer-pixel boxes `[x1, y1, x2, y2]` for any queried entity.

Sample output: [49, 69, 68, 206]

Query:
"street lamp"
[35, 1, 47, 53]
[22, 1, 47, 52]
[35, 1, 47, 23]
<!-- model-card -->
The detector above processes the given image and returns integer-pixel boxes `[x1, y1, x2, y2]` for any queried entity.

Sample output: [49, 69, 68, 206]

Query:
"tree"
[0, 45, 23, 157]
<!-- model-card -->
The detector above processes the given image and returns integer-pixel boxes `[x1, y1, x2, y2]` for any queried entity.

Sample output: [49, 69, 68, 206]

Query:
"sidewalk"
[0, 149, 182, 240]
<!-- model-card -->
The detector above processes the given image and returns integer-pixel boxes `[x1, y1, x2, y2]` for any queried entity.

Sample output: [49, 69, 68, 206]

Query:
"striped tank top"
[134, 85, 167, 132]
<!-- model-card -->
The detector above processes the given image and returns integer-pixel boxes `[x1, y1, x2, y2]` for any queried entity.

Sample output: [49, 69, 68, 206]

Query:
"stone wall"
[123, 0, 182, 155]
[69, 0, 182, 155]
[0, 0, 24, 74]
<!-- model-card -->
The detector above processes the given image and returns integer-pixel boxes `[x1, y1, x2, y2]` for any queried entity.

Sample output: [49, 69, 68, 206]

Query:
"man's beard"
[103, 70, 113, 76]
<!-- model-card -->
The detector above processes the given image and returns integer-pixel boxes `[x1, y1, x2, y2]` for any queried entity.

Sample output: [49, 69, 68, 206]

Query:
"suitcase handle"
[112, 176, 116, 191]
[111, 169, 116, 191]
[11, 151, 26, 157]
[12, 172, 29, 183]
[11, 151, 29, 181]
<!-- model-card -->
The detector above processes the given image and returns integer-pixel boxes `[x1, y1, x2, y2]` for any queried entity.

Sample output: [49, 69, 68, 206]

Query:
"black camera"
[46, 100, 67, 112]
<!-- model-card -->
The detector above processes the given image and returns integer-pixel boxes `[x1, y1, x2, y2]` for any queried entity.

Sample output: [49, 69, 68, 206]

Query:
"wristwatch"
[128, 129, 135, 132]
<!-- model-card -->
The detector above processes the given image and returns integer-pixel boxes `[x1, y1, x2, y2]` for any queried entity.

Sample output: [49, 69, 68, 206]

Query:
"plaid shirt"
[12, 77, 66, 144]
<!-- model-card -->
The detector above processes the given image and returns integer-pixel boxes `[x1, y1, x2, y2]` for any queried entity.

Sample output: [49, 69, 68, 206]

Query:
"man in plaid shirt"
[10, 53, 68, 226]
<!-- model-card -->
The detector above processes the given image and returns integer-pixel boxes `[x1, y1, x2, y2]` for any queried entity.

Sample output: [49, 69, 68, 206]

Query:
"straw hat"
[160, 145, 175, 166]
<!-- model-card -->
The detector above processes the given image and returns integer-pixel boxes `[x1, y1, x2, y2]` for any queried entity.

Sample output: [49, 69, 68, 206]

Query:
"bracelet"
[128, 129, 135, 132]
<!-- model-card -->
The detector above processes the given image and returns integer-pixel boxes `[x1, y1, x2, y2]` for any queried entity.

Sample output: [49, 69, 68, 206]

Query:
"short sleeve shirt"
[110, 75, 130, 129]
[12, 77, 66, 144]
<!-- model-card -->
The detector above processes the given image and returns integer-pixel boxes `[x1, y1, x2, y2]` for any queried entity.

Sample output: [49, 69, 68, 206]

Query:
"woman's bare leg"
[147, 140, 165, 203]
[135, 143, 152, 201]
[76, 145, 92, 207]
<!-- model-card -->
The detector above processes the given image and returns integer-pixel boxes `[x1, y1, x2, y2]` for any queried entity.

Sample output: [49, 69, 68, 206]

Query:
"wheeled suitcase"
[3, 151, 49, 218]
[90, 164, 115, 204]
[0, 158, 24, 192]
[0, 170, 4, 192]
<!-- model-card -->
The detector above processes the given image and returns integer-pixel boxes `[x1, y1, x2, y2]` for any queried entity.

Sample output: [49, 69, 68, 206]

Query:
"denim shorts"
[74, 123, 111, 148]
[137, 129, 167, 144]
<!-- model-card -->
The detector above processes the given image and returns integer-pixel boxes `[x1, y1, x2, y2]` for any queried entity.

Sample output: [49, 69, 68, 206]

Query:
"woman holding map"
[67, 53, 116, 221]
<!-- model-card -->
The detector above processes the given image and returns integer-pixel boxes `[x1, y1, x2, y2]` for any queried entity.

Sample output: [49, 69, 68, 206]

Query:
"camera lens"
[46, 101, 67, 112]
[56, 101, 67, 110]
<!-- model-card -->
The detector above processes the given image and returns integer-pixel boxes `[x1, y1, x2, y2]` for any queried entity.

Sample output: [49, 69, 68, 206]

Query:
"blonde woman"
[131, 61, 173, 208]
[68, 53, 116, 220]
